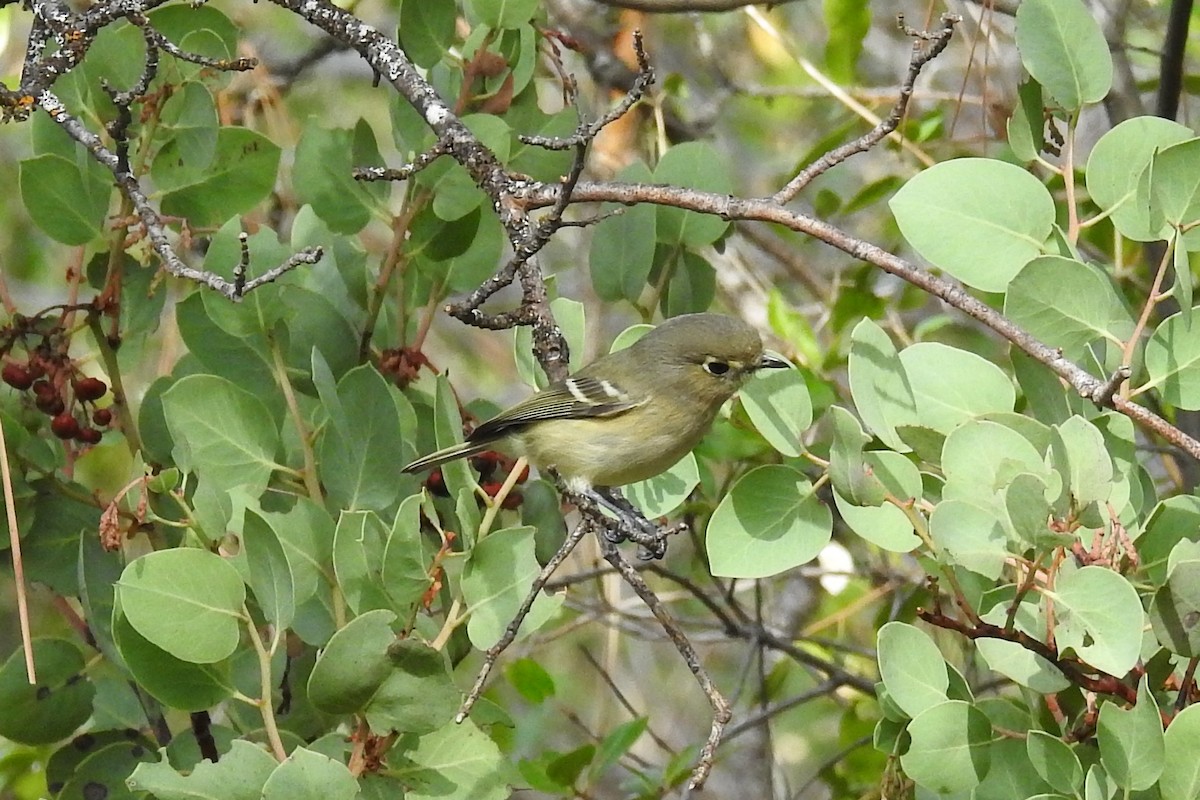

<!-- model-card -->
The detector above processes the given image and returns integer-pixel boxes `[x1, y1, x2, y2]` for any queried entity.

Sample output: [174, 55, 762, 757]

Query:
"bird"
[402, 313, 789, 556]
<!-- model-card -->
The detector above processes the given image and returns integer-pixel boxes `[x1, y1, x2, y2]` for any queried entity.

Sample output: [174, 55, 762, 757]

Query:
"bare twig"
[598, 535, 731, 791]
[457, 520, 592, 721]
[774, 14, 959, 203]
[0, 418, 35, 683]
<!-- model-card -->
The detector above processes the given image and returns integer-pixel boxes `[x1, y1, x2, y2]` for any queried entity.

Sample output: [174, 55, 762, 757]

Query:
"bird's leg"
[587, 487, 685, 560]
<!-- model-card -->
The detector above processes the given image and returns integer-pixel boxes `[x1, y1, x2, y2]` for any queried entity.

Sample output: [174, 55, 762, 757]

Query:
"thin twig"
[598, 535, 731, 791]
[0, 420, 35, 683]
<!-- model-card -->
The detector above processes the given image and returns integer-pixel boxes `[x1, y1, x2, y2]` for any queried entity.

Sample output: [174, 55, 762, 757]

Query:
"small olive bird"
[402, 313, 788, 555]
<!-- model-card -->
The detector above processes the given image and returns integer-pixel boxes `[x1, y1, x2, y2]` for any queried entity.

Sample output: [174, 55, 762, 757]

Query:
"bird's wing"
[469, 376, 646, 442]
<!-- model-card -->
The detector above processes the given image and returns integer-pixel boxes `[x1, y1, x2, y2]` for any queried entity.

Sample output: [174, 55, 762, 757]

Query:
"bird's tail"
[401, 441, 493, 474]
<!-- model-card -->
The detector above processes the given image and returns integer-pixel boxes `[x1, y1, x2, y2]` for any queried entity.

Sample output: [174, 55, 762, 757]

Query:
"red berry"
[2, 363, 33, 390]
[500, 492, 523, 511]
[73, 377, 107, 401]
[480, 481, 503, 497]
[76, 427, 102, 445]
[26, 361, 45, 381]
[31, 380, 54, 400]
[36, 393, 65, 416]
[425, 469, 448, 497]
[50, 413, 80, 439]
[515, 464, 530, 483]
[92, 408, 113, 426]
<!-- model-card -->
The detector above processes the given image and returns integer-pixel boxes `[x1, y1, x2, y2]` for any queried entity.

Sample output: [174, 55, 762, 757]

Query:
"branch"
[919, 607, 1138, 705]
[774, 13, 958, 203]
[511, 178, 1200, 463]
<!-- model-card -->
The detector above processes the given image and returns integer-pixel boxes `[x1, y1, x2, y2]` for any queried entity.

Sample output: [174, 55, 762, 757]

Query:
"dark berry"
[32, 380, 54, 400]
[480, 481, 503, 498]
[500, 492, 523, 511]
[425, 469, 448, 497]
[51, 413, 80, 439]
[92, 408, 113, 426]
[36, 393, 65, 416]
[2, 363, 33, 390]
[76, 427, 102, 445]
[73, 377, 107, 401]
[26, 361, 45, 381]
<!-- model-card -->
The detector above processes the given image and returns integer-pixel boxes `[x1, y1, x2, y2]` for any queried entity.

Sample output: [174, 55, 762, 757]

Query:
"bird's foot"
[589, 488, 686, 560]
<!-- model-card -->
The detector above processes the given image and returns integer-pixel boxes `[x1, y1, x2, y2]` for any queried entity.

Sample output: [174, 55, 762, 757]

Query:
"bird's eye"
[704, 359, 731, 376]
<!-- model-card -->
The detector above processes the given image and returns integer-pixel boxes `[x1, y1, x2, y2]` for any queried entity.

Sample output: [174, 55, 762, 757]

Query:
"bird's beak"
[756, 350, 790, 370]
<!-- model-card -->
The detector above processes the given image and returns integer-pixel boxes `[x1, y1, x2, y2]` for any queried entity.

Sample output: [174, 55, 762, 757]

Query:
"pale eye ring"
[704, 359, 731, 376]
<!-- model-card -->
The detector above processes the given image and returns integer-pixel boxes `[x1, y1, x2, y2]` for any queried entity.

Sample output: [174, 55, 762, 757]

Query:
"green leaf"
[590, 205, 657, 304]
[382, 494, 432, 615]
[111, 610, 234, 711]
[1097, 678, 1164, 791]
[392, 720, 509, 800]
[461, 526, 557, 648]
[293, 123, 382, 234]
[19, 153, 110, 245]
[1142, 309, 1200, 409]
[1148, 138, 1200, 247]
[1141, 496, 1200, 583]
[262, 747, 359, 800]
[243, 509, 297, 629]
[0, 639, 94, 745]
[1048, 564, 1143, 676]
[1027, 731, 1084, 794]
[333, 510, 393, 615]
[318, 365, 407, 511]
[307, 609, 396, 714]
[1004, 256, 1132, 360]
[1162, 703, 1200, 799]
[1007, 79, 1045, 162]
[1003, 472, 1062, 548]
[662, 251, 716, 317]
[929, 499, 1008, 579]
[901, 700, 993, 793]
[364, 640, 459, 734]
[591, 717, 648, 778]
[899, 342, 1015, 434]
[828, 406, 885, 506]
[175, 293, 281, 414]
[655, 142, 733, 247]
[162, 374, 281, 494]
[890, 158, 1055, 292]
[707, 465, 832, 579]
[624, 452, 699, 519]
[833, 487, 920, 552]
[1015, 0, 1112, 108]
[942, 419, 1054, 508]
[1150, 560, 1200, 656]
[117, 549, 245, 664]
[739, 366, 811, 457]
[848, 318, 917, 451]
[1086, 117, 1193, 241]
[46, 730, 159, 800]
[1049, 416, 1114, 513]
[466, 0, 539, 29]
[822, 0, 869, 82]
[128, 740, 278, 800]
[398, 0, 457, 67]
[506, 658, 556, 704]
[1175, 233, 1194, 325]
[876, 622, 948, 718]
[159, 127, 281, 227]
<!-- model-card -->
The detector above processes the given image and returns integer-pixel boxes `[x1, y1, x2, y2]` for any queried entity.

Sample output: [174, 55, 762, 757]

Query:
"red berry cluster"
[2, 317, 114, 446]
[423, 450, 531, 510]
